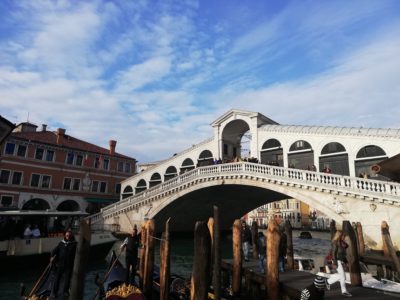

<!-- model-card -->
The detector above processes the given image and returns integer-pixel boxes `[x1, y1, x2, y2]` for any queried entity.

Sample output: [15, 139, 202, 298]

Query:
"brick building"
[0, 122, 137, 213]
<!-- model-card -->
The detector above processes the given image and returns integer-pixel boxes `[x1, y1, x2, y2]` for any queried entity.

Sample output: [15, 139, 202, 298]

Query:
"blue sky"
[1, 0, 399, 163]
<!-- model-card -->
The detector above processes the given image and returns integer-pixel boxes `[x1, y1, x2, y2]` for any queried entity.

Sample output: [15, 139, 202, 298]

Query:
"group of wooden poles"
[134, 208, 400, 300]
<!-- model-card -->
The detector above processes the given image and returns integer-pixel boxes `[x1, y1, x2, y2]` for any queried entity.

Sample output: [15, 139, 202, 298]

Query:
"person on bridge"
[241, 220, 252, 261]
[121, 227, 140, 284]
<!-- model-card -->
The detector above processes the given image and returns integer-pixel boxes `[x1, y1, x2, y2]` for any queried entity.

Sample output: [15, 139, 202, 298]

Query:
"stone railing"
[89, 162, 400, 224]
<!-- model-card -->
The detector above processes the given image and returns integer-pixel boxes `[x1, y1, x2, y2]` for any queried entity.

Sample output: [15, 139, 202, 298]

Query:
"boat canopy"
[0, 210, 89, 217]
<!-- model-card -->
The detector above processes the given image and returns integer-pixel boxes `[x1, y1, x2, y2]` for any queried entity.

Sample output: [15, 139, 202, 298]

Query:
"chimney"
[57, 128, 66, 145]
[42, 124, 47, 131]
[109, 140, 117, 155]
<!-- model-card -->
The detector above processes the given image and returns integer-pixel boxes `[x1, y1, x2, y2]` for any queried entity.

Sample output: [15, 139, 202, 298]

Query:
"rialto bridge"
[89, 109, 400, 249]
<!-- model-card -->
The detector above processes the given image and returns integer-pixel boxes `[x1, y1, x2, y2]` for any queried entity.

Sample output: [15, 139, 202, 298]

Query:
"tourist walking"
[121, 227, 140, 284]
[327, 230, 352, 297]
[49, 230, 77, 299]
[241, 221, 252, 261]
[257, 231, 266, 273]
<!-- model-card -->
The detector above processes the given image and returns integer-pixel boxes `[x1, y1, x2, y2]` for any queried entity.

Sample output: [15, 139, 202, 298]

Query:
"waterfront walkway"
[222, 259, 400, 299]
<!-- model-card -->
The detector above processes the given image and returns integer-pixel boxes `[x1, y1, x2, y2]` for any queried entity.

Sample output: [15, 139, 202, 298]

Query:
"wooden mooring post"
[139, 222, 147, 289]
[382, 221, 400, 274]
[251, 221, 259, 259]
[356, 222, 365, 256]
[159, 218, 170, 300]
[285, 220, 294, 270]
[232, 219, 242, 296]
[143, 219, 155, 299]
[190, 221, 211, 300]
[343, 220, 362, 286]
[213, 206, 221, 300]
[266, 218, 280, 300]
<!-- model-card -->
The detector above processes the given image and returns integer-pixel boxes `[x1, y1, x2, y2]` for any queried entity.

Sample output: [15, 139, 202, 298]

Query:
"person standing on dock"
[329, 230, 352, 297]
[300, 276, 330, 300]
[241, 220, 252, 261]
[121, 227, 140, 284]
[257, 231, 266, 273]
[49, 230, 77, 299]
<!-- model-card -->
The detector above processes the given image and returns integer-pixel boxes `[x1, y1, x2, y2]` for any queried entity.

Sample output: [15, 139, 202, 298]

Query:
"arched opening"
[260, 138, 283, 166]
[135, 179, 147, 194]
[122, 185, 134, 199]
[355, 145, 387, 179]
[149, 172, 162, 188]
[180, 158, 195, 174]
[198, 150, 214, 167]
[288, 140, 314, 170]
[221, 119, 250, 161]
[57, 200, 80, 211]
[164, 166, 178, 181]
[319, 142, 349, 175]
[22, 198, 50, 210]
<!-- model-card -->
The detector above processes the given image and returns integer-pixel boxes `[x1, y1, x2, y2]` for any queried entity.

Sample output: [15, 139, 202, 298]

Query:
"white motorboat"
[0, 210, 118, 263]
[317, 262, 400, 294]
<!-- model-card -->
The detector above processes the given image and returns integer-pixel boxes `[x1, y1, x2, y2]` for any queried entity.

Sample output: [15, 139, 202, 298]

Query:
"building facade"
[0, 122, 137, 213]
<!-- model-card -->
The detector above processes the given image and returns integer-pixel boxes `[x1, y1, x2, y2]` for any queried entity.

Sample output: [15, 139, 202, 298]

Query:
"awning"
[84, 198, 116, 204]
[374, 153, 400, 182]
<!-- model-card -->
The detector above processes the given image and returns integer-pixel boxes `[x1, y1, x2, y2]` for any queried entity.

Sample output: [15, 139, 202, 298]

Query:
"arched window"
[356, 145, 386, 159]
[260, 139, 283, 166]
[122, 185, 134, 199]
[198, 150, 214, 166]
[135, 179, 147, 194]
[22, 198, 50, 210]
[289, 140, 312, 151]
[57, 200, 80, 211]
[355, 145, 387, 180]
[164, 166, 178, 181]
[180, 158, 195, 174]
[149, 172, 162, 188]
[319, 142, 349, 175]
[288, 140, 313, 170]
[321, 142, 346, 155]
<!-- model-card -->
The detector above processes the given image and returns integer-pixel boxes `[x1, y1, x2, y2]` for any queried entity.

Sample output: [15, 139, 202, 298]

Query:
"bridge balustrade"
[88, 162, 400, 224]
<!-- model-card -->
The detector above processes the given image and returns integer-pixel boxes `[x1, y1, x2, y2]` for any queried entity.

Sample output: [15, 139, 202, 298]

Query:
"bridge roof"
[259, 124, 400, 137]
[211, 108, 279, 127]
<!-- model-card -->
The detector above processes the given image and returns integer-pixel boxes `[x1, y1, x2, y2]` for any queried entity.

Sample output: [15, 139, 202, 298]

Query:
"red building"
[0, 122, 137, 213]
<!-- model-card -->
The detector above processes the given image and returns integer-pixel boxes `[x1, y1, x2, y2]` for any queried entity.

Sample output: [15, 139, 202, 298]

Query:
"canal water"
[0, 230, 331, 299]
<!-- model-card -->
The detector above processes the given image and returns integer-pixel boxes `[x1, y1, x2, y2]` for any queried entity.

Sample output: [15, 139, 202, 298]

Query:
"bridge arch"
[149, 172, 162, 187]
[180, 158, 195, 174]
[319, 142, 349, 175]
[122, 185, 134, 199]
[355, 145, 387, 178]
[260, 138, 283, 166]
[135, 179, 147, 194]
[164, 166, 178, 181]
[221, 119, 250, 160]
[288, 140, 314, 170]
[198, 150, 214, 166]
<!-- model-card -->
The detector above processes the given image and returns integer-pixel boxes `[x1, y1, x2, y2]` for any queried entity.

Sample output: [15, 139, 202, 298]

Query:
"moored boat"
[0, 210, 118, 265]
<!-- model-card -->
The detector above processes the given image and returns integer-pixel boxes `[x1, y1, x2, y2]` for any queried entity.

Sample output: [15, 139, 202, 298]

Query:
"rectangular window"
[66, 153, 74, 164]
[35, 148, 44, 160]
[76, 155, 83, 166]
[115, 183, 121, 194]
[100, 181, 107, 193]
[17, 145, 27, 157]
[103, 159, 109, 170]
[94, 157, 100, 168]
[117, 161, 124, 172]
[0, 170, 10, 184]
[125, 163, 130, 173]
[1, 195, 13, 207]
[46, 150, 54, 162]
[30, 174, 40, 187]
[12, 172, 22, 185]
[72, 178, 80, 191]
[41, 175, 51, 188]
[91, 180, 99, 192]
[63, 177, 72, 190]
[5, 143, 15, 155]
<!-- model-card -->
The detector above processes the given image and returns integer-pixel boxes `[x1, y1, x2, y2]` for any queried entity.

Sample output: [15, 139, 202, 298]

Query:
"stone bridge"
[88, 109, 400, 249]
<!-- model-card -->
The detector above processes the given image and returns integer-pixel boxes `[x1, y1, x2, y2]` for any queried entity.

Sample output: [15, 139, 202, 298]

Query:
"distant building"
[0, 122, 137, 213]
[248, 198, 331, 230]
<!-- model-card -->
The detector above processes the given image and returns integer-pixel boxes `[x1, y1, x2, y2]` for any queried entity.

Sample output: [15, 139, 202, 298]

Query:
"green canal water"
[0, 230, 331, 299]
